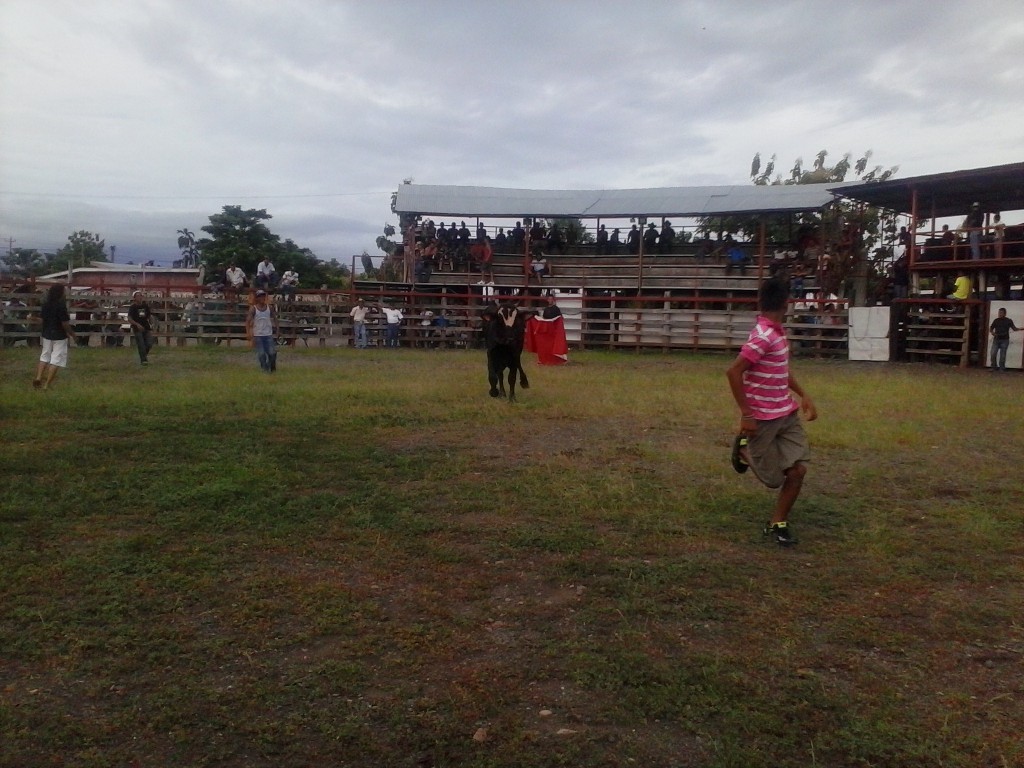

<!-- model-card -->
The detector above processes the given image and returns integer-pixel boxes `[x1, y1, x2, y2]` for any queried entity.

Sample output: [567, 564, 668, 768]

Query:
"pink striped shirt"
[739, 315, 799, 421]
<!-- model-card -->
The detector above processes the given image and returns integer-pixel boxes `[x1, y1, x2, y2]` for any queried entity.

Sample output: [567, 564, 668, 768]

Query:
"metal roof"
[830, 162, 1024, 219]
[393, 182, 847, 219]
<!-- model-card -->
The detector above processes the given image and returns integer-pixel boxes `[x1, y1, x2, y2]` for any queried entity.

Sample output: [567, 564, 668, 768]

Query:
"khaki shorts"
[747, 411, 810, 489]
[39, 338, 69, 368]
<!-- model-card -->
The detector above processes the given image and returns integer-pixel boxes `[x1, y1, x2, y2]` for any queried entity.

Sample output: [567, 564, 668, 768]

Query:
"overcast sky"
[2, 0, 1022, 267]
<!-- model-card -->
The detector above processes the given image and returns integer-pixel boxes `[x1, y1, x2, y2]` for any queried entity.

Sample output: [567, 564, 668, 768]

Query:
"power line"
[0, 190, 392, 201]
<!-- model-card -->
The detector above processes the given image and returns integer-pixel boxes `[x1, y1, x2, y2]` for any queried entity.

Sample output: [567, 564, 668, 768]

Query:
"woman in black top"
[33, 284, 76, 389]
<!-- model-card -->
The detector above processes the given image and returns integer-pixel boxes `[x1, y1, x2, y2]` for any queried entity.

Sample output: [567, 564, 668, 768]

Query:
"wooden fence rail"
[1, 288, 849, 356]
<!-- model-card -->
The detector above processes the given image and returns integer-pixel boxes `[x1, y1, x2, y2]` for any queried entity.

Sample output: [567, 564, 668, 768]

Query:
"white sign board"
[848, 307, 890, 362]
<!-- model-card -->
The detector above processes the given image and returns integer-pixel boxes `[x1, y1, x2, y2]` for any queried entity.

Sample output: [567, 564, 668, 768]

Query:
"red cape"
[525, 315, 568, 365]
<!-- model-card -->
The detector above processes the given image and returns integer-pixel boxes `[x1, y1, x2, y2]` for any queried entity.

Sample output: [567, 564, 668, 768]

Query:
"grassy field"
[1, 344, 1022, 768]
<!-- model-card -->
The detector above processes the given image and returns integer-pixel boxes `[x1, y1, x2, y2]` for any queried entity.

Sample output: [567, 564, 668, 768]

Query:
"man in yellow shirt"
[948, 272, 972, 300]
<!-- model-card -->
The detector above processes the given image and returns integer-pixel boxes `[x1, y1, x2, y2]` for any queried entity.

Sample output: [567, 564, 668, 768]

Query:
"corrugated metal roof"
[393, 182, 846, 218]
[829, 162, 1024, 219]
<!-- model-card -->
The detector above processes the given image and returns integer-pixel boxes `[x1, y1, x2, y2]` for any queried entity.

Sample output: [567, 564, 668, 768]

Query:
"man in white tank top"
[246, 290, 278, 372]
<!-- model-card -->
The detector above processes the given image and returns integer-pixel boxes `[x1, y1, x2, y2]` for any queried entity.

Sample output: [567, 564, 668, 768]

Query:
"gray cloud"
[2, 0, 1022, 264]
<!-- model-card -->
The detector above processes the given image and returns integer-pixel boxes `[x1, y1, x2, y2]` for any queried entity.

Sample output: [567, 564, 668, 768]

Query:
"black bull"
[483, 304, 531, 401]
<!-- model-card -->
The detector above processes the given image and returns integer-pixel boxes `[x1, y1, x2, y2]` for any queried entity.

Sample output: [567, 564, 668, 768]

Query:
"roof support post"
[636, 217, 646, 291]
[909, 187, 919, 267]
[756, 217, 767, 285]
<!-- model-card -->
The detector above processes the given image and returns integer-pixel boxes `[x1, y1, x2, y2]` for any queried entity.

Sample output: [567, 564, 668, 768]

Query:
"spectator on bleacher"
[547, 223, 567, 255]
[897, 226, 912, 258]
[790, 261, 807, 298]
[595, 224, 608, 255]
[495, 228, 507, 251]
[626, 224, 640, 254]
[726, 243, 751, 276]
[643, 223, 659, 254]
[480, 236, 494, 280]
[608, 228, 621, 254]
[424, 237, 440, 266]
[414, 245, 433, 284]
[225, 263, 246, 299]
[659, 221, 675, 254]
[457, 221, 471, 246]
[436, 222, 450, 246]
[796, 224, 819, 260]
[947, 271, 972, 301]
[381, 304, 404, 348]
[511, 221, 526, 253]
[424, 219, 436, 241]
[279, 269, 299, 301]
[350, 298, 371, 349]
[255, 257, 278, 291]
[432, 310, 454, 349]
[529, 220, 546, 246]
[529, 248, 549, 284]
[476, 222, 487, 241]
[891, 256, 909, 300]
[989, 213, 1005, 259]
[963, 202, 984, 260]
[694, 236, 713, 264]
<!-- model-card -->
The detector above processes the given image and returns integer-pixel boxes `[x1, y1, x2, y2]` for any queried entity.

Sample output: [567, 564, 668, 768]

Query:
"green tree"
[195, 205, 349, 288]
[55, 230, 107, 271]
[2, 248, 48, 277]
[278, 239, 350, 289]
[198, 206, 281, 274]
[176, 228, 199, 267]
[545, 218, 594, 246]
[705, 150, 901, 304]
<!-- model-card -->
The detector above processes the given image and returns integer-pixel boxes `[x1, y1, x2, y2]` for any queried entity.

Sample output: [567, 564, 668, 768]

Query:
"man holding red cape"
[525, 294, 569, 365]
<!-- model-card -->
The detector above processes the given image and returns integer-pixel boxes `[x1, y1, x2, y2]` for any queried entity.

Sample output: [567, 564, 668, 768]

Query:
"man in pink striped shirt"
[726, 278, 817, 546]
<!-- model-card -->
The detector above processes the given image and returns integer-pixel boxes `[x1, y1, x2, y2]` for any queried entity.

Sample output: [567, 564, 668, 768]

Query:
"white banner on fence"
[848, 307, 890, 362]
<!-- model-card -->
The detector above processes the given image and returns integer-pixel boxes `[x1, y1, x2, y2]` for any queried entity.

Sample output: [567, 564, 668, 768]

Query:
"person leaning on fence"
[380, 304, 404, 348]
[32, 283, 77, 390]
[350, 297, 371, 349]
[127, 290, 155, 365]
[726, 277, 818, 547]
[246, 290, 278, 373]
[989, 308, 1021, 372]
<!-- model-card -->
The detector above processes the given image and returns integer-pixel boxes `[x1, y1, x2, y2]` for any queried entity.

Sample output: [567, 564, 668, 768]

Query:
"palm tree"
[176, 228, 198, 267]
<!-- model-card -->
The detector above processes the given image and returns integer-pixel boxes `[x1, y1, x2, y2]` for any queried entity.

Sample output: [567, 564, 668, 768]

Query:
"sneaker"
[764, 521, 797, 546]
[730, 434, 749, 474]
